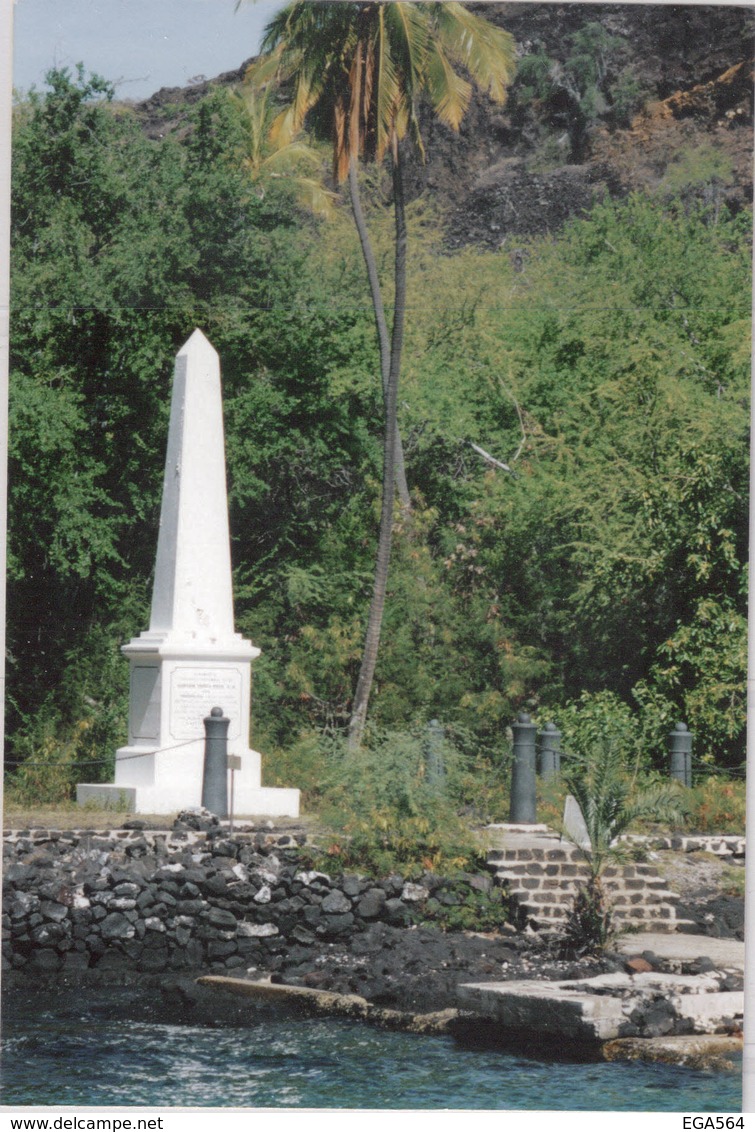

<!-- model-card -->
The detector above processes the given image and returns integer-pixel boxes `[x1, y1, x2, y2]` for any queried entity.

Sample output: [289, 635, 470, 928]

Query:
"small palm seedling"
[559, 740, 688, 955]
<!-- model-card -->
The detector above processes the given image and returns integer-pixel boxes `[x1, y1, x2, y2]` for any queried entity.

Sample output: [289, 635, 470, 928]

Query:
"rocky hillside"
[126, 3, 755, 246]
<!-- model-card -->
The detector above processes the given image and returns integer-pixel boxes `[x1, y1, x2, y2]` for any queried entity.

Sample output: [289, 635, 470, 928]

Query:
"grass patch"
[3, 801, 173, 830]
[721, 864, 746, 899]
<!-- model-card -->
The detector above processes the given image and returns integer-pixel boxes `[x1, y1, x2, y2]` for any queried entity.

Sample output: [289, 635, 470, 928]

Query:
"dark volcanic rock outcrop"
[125, 5, 753, 244]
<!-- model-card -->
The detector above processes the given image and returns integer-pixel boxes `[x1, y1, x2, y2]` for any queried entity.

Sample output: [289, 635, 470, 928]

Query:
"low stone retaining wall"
[623, 834, 746, 859]
[2, 826, 498, 980]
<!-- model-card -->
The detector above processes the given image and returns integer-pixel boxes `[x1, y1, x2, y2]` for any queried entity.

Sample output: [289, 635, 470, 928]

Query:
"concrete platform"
[616, 931, 745, 971]
[458, 970, 743, 1044]
[485, 826, 563, 851]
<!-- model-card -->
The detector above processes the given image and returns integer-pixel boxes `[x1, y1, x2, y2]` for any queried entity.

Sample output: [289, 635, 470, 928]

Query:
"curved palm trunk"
[348, 139, 407, 750]
[347, 156, 411, 510]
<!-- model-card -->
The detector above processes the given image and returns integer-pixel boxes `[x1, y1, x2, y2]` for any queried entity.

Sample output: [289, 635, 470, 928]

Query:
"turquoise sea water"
[1, 988, 742, 1111]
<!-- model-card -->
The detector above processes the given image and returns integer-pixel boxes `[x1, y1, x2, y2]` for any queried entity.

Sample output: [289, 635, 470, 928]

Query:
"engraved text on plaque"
[169, 667, 242, 740]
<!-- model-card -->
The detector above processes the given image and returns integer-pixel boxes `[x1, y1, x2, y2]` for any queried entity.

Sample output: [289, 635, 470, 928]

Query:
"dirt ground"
[2, 805, 315, 835]
[655, 849, 744, 901]
[653, 849, 745, 940]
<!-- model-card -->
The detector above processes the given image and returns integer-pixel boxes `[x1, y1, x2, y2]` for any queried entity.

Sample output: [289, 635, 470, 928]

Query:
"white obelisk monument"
[78, 330, 299, 816]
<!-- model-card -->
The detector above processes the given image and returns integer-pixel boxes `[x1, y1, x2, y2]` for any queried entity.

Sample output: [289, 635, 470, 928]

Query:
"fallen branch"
[470, 441, 515, 474]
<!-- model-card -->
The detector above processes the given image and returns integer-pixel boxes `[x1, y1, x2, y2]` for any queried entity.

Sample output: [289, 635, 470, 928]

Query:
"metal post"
[202, 706, 230, 818]
[426, 718, 446, 794]
[228, 754, 241, 834]
[668, 721, 693, 788]
[538, 721, 561, 780]
[509, 712, 537, 824]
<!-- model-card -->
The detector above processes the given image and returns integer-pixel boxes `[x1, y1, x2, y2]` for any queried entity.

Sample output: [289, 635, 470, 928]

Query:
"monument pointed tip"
[178, 328, 218, 358]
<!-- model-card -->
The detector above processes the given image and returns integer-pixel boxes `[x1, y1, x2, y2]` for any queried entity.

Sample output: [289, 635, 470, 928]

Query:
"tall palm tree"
[244, 2, 516, 748]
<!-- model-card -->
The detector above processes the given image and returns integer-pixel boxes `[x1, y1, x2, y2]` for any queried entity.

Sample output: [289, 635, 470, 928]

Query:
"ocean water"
[1, 987, 742, 1111]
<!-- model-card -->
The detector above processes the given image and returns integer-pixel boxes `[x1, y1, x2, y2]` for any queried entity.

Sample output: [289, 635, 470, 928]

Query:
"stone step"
[607, 890, 681, 905]
[518, 908, 570, 927]
[492, 866, 590, 883]
[604, 880, 676, 894]
[494, 873, 679, 902]
[508, 888, 680, 912]
[512, 893, 680, 915]
[490, 845, 684, 935]
[614, 905, 676, 920]
[526, 892, 576, 907]
[488, 847, 584, 864]
[521, 909, 683, 933]
[492, 864, 674, 883]
[511, 904, 687, 934]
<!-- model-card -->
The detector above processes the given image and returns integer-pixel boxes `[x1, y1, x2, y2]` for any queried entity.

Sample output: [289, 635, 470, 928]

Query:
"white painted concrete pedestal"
[77, 330, 299, 816]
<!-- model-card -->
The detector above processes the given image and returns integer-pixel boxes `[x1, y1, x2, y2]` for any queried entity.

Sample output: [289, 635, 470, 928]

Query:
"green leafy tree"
[421, 194, 748, 752]
[660, 143, 736, 223]
[9, 67, 366, 787]
[512, 22, 639, 159]
[9, 68, 195, 776]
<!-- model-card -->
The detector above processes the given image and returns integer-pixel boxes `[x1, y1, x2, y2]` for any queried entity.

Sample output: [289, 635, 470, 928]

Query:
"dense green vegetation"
[7, 65, 750, 820]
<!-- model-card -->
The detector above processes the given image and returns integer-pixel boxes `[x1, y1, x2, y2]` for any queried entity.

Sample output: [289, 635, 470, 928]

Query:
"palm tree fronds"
[564, 741, 688, 875]
[433, 2, 516, 105]
[424, 39, 472, 131]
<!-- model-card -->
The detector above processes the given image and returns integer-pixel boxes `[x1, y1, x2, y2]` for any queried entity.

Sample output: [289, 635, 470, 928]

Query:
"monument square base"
[76, 778, 300, 817]
[77, 644, 300, 817]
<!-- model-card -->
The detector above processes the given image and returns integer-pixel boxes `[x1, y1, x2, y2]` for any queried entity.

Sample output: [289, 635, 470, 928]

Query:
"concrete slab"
[459, 977, 631, 1043]
[485, 826, 562, 849]
[616, 931, 744, 971]
[458, 972, 743, 1044]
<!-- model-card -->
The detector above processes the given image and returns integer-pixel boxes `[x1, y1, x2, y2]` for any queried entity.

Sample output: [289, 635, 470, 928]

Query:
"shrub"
[558, 690, 646, 774]
[537, 775, 569, 830]
[558, 734, 688, 954]
[310, 725, 504, 875]
[263, 730, 342, 809]
[721, 865, 745, 899]
[416, 879, 512, 933]
[5, 716, 92, 806]
[685, 776, 745, 834]
[563, 740, 688, 874]
[309, 809, 480, 877]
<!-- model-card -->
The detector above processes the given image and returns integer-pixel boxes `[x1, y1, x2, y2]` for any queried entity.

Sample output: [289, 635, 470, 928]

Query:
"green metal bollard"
[538, 721, 561, 780]
[509, 712, 537, 823]
[668, 721, 693, 788]
[426, 718, 446, 795]
[202, 706, 230, 818]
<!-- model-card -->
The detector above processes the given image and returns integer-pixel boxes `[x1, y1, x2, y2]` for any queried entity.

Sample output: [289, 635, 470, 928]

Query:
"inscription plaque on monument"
[130, 666, 161, 741]
[169, 666, 242, 740]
